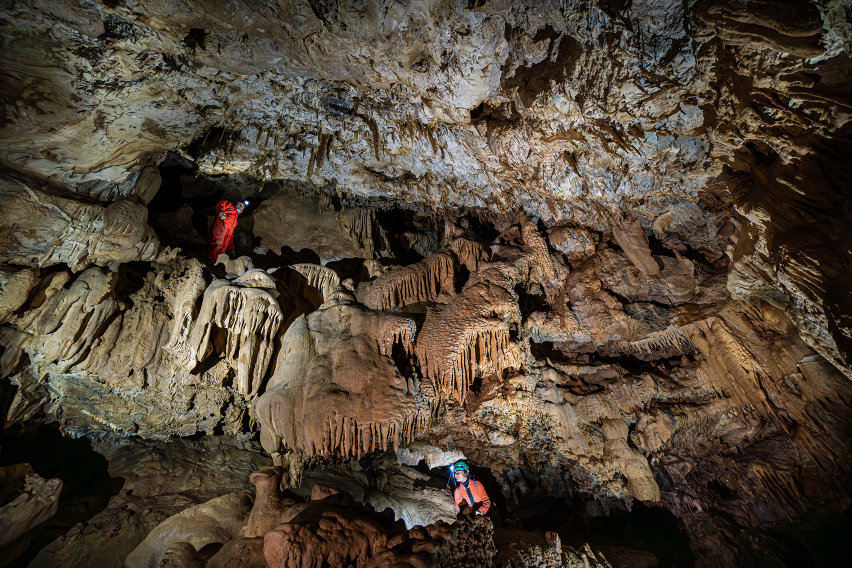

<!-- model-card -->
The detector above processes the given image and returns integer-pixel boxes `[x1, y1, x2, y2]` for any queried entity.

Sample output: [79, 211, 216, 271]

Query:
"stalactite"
[188, 279, 283, 397]
[376, 316, 417, 359]
[628, 324, 696, 357]
[357, 251, 454, 310]
[316, 131, 329, 169]
[306, 143, 317, 179]
[343, 207, 375, 252]
[448, 238, 489, 271]
[421, 321, 518, 404]
[425, 123, 438, 154]
[255, 299, 428, 461]
[416, 262, 523, 403]
[291, 263, 340, 301]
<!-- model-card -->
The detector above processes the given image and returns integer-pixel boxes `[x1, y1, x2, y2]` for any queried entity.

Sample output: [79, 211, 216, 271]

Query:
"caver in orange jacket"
[453, 479, 490, 515]
[207, 200, 240, 261]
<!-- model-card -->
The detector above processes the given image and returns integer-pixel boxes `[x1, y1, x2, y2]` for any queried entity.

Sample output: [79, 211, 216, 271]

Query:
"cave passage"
[0, 422, 122, 568]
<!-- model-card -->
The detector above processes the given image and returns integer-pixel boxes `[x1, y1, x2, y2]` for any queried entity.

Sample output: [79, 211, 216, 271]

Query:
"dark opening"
[0, 422, 123, 568]
[184, 28, 207, 52]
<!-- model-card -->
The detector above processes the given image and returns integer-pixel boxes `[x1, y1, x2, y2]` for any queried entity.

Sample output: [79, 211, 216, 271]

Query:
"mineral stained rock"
[255, 288, 428, 460]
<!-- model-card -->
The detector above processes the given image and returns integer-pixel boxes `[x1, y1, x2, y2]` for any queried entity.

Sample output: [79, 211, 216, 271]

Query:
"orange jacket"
[207, 200, 240, 261]
[453, 479, 490, 514]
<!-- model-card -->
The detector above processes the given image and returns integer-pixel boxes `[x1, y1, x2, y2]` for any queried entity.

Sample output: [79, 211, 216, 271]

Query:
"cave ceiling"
[0, 0, 851, 566]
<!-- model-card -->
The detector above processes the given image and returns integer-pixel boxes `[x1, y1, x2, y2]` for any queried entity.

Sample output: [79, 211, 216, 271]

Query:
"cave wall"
[1, 0, 851, 566]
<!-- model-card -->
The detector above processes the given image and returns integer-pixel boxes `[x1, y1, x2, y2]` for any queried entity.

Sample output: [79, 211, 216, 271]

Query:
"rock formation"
[255, 288, 428, 460]
[188, 278, 282, 397]
[0, 464, 62, 549]
[357, 250, 455, 310]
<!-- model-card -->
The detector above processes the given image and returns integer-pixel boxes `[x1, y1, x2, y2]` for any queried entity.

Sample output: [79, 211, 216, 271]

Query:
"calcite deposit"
[255, 288, 427, 460]
[0, 0, 850, 566]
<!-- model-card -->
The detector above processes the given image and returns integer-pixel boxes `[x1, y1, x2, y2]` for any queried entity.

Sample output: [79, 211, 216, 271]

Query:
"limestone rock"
[610, 217, 660, 276]
[0, 0, 850, 564]
[188, 278, 283, 397]
[124, 492, 254, 568]
[0, 466, 62, 549]
[356, 250, 455, 310]
[0, 175, 166, 270]
[255, 289, 427, 459]
[417, 262, 523, 404]
[253, 192, 377, 260]
[547, 226, 599, 264]
[28, 436, 269, 568]
[0, 266, 37, 323]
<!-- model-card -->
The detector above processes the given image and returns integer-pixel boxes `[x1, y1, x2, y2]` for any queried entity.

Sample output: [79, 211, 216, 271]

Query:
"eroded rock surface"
[0, 0, 850, 565]
[0, 464, 62, 549]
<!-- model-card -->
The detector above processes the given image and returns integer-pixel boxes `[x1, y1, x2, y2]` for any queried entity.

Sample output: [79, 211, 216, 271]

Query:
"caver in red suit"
[207, 199, 245, 261]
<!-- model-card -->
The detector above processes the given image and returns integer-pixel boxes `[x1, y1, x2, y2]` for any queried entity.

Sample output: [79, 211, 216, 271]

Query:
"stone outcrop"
[27, 435, 270, 568]
[0, 255, 282, 437]
[356, 250, 455, 311]
[253, 192, 378, 260]
[128, 464, 507, 568]
[0, 175, 168, 270]
[187, 278, 282, 397]
[125, 492, 254, 568]
[0, 464, 62, 549]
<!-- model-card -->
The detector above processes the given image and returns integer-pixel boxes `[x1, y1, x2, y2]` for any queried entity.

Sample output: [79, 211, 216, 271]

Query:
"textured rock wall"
[1, 208, 849, 564]
[1, 0, 848, 377]
[1, 0, 851, 565]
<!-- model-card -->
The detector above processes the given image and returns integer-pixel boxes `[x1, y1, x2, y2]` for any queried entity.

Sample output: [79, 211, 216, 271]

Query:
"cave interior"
[0, 1, 851, 567]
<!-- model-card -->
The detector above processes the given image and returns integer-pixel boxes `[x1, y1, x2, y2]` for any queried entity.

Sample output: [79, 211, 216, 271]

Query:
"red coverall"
[454, 479, 491, 515]
[207, 199, 240, 261]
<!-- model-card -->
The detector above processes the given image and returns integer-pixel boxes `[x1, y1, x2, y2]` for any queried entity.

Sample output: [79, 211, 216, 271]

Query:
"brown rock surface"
[255, 288, 427, 459]
[27, 435, 269, 568]
[253, 192, 378, 260]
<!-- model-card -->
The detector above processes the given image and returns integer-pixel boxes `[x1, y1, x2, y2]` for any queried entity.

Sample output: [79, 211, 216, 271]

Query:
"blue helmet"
[451, 460, 469, 472]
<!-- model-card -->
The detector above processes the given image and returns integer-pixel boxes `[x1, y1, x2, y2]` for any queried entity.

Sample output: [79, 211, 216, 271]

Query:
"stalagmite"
[356, 251, 454, 310]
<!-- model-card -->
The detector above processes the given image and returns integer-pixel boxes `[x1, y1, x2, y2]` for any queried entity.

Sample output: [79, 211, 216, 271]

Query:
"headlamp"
[449, 465, 455, 472]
